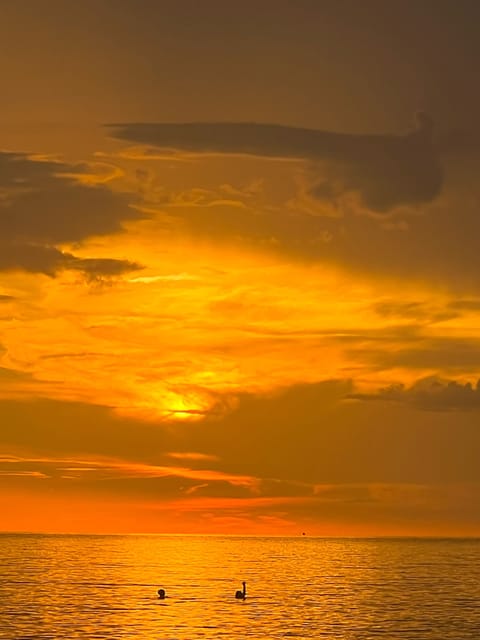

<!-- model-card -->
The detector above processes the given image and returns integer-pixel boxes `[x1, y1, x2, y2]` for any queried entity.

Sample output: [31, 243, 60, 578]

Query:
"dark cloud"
[348, 337, 480, 372]
[310, 181, 480, 290]
[0, 366, 32, 381]
[0, 242, 140, 278]
[0, 152, 139, 242]
[165, 181, 480, 290]
[350, 376, 480, 412]
[106, 124, 480, 291]
[447, 298, 480, 311]
[373, 300, 458, 323]
[109, 114, 442, 212]
[2, 378, 480, 506]
[71, 256, 142, 279]
[0, 151, 142, 276]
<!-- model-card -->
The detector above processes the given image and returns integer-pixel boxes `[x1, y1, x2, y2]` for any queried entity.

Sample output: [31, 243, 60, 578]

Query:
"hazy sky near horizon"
[1, 0, 480, 535]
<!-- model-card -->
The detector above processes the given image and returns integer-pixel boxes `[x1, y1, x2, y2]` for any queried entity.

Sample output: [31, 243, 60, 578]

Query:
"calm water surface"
[0, 535, 479, 639]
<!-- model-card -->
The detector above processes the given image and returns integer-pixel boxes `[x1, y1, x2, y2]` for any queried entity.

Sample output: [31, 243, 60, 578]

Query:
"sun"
[112, 384, 219, 423]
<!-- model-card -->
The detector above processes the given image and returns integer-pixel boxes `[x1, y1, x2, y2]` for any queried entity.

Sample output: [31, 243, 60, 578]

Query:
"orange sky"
[1, 0, 480, 535]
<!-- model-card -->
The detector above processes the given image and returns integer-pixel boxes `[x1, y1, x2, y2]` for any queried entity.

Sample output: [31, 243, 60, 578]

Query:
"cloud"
[2, 379, 480, 527]
[447, 298, 480, 311]
[0, 366, 32, 381]
[166, 451, 219, 462]
[106, 121, 480, 291]
[109, 114, 443, 212]
[350, 376, 480, 412]
[373, 300, 457, 323]
[0, 470, 48, 478]
[348, 336, 480, 372]
[0, 151, 142, 276]
[0, 242, 141, 278]
[0, 452, 262, 500]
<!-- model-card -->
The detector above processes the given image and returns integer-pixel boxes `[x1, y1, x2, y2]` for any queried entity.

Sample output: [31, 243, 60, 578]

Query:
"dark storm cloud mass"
[0, 151, 142, 276]
[109, 114, 442, 212]
[350, 377, 480, 412]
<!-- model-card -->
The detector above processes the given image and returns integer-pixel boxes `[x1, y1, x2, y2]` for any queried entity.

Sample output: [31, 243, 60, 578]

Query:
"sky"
[1, 0, 480, 535]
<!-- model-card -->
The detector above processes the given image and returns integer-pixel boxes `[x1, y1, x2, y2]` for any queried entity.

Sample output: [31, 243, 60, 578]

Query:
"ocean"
[0, 534, 479, 639]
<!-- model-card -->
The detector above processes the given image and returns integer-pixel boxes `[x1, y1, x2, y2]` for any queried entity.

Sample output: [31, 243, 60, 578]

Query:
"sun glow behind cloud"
[3, 218, 465, 424]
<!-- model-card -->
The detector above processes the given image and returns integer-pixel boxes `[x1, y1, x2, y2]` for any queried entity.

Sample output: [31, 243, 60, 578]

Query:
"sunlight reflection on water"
[0, 535, 479, 639]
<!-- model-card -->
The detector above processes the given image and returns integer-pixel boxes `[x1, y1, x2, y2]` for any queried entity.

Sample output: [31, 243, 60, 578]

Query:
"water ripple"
[0, 535, 479, 639]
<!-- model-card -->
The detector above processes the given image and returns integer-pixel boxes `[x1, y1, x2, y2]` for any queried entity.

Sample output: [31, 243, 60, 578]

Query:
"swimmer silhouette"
[235, 581, 246, 600]
[157, 588, 166, 599]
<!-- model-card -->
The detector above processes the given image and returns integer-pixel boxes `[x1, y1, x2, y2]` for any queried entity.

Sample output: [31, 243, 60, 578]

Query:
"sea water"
[0, 535, 479, 639]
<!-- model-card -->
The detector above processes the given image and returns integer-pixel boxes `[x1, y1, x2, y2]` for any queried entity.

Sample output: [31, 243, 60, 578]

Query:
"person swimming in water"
[158, 588, 166, 599]
[235, 581, 246, 600]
